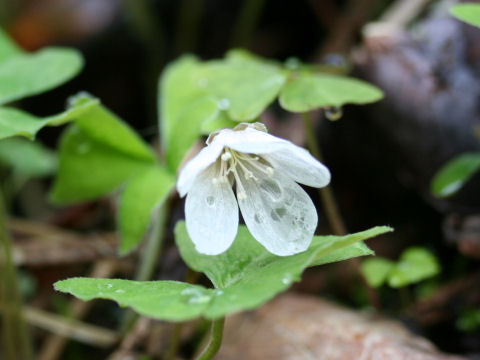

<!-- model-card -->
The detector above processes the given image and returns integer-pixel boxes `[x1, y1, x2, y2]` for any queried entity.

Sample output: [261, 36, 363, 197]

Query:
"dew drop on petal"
[206, 195, 215, 207]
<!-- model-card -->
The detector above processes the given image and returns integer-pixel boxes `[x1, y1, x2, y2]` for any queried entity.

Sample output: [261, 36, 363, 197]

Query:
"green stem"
[301, 112, 347, 236]
[194, 318, 225, 360]
[0, 190, 33, 360]
[301, 112, 382, 309]
[230, 0, 267, 47]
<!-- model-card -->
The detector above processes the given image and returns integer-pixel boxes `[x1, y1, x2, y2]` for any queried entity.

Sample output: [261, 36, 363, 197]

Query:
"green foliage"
[457, 308, 480, 332]
[0, 138, 56, 178]
[0, 28, 21, 63]
[0, 96, 98, 140]
[50, 94, 156, 204]
[196, 60, 286, 121]
[451, 3, 480, 28]
[159, 50, 384, 172]
[360, 258, 394, 288]
[118, 167, 175, 255]
[279, 73, 384, 112]
[54, 223, 391, 321]
[431, 153, 480, 197]
[0, 28, 86, 140]
[361, 247, 440, 288]
[50, 93, 175, 254]
[0, 48, 83, 105]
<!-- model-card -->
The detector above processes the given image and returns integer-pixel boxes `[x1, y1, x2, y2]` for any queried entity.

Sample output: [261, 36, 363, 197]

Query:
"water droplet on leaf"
[181, 288, 211, 305]
[218, 98, 230, 110]
[324, 107, 343, 121]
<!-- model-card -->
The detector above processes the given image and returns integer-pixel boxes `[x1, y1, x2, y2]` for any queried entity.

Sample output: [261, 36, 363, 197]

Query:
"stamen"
[221, 151, 232, 161]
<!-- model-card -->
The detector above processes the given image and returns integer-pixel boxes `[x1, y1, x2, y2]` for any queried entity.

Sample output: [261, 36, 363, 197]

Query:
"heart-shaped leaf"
[197, 60, 286, 121]
[0, 95, 98, 140]
[118, 166, 175, 255]
[0, 48, 83, 104]
[55, 223, 391, 321]
[279, 73, 384, 112]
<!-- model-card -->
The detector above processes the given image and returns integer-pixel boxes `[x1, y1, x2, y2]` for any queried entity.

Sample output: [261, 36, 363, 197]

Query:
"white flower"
[177, 123, 331, 256]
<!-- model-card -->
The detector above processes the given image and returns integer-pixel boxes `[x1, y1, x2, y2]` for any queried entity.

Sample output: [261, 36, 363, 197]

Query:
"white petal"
[237, 164, 317, 256]
[262, 145, 331, 188]
[215, 128, 287, 154]
[185, 163, 239, 255]
[177, 141, 224, 197]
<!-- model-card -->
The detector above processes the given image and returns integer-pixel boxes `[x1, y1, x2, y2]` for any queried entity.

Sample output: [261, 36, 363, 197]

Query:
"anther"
[221, 152, 232, 161]
[237, 191, 247, 200]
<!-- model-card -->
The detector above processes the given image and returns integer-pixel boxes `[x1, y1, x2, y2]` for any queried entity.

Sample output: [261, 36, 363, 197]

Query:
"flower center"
[212, 148, 274, 200]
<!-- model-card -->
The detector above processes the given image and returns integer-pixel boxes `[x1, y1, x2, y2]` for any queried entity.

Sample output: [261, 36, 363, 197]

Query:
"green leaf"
[159, 55, 206, 149]
[50, 125, 154, 204]
[166, 96, 218, 170]
[54, 279, 215, 322]
[0, 137, 56, 177]
[0, 95, 98, 140]
[388, 247, 440, 288]
[0, 48, 83, 105]
[200, 111, 238, 134]
[175, 222, 391, 319]
[279, 73, 384, 112]
[311, 241, 374, 266]
[431, 152, 480, 197]
[69, 93, 155, 162]
[451, 3, 480, 28]
[361, 258, 395, 288]
[55, 224, 391, 321]
[0, 28, 22, 63]
[197, 60, 286, 121]
[118, 166, 175, 255]
[50, 94, 157, 204]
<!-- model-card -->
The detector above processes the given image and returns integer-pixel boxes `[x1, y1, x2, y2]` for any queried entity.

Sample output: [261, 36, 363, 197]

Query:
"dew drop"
[115, 289, 125, 294]
[206, 196, 215, 207]
[107, 283, 113, 289]
[281, 273, 294, 285]
[198, 78, 208, 87]
[218, 98, 230, 110]
[181, 288, 212, 305]
[324, 106, 343, 121]
[77, 143, 91, 154]
[254, 213, 263, 224]
[260, 179, 282, 201]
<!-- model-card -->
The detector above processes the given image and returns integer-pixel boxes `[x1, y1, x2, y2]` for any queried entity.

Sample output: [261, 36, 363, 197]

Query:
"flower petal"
[185, 163, 239, 255]
[237, 164, 317, 256]
[177, 141, 224, 197]
[262, 145, 331, 188]
[215, 128, 287, 154]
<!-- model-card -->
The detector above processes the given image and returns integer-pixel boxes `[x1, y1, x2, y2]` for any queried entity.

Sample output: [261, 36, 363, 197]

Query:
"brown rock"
[217, 293, 466, 360]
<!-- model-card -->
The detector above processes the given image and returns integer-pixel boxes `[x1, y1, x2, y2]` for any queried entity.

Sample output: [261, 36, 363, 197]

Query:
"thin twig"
[21, 306, 118, 347]
[301, 112, 347, 235]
